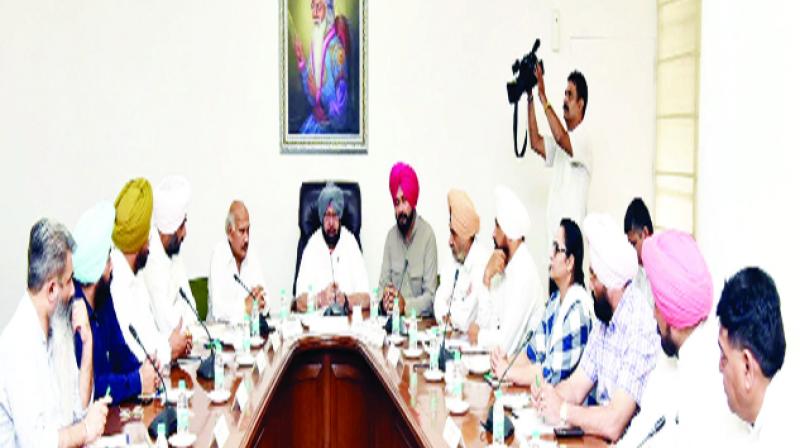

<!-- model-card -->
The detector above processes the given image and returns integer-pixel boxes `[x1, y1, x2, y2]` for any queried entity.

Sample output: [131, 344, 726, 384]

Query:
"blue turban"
[317, 182, 344, 223]
[73, 201, 115, 284]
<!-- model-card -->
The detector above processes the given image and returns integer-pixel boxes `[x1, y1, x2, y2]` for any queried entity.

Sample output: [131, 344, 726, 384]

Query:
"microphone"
[635, 416, 666, 448]
[383, 259, 409, 332]
[323, 254, 348, 317]
[179, 288, 215, 380]
[481, 330, 534, 439]
[232, 274, 273, 338]
[128, 324, 177, 438]
[437, 268, 460, 371]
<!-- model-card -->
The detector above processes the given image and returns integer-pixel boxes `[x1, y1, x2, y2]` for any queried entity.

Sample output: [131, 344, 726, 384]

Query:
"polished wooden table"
[105, 316, 608, 447]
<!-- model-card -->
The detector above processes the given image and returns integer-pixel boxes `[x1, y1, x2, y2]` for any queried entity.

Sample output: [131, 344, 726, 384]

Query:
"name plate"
[443, 416, 463, 448]
[256, 349, 268, 374]
[387, 344, 401, 368]
[213, 415, 230, 447]
[235, 382, 249, 411]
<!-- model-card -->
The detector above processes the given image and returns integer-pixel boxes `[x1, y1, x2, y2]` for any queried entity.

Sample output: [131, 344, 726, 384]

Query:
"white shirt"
[0, 295, 82, 447]
[479, 242, 545, 354]
[433, 239, 492, 332]
[543, 122, 592, 241]
[208, 239, 266, 324]
[142, 229, 198, 336]
[634, 265, 654, 310]
[619, 319, 748, 447]
[749, 371, 791, 446]
[296, 227, 369, 298]
[110, 248, 172, 367]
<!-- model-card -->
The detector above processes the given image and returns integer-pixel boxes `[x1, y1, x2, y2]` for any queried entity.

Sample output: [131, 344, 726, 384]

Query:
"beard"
[658, 325, 680, 358]
[396, 209, 415, 237]
[311, 16, 329, 86]
[50, 291, 80, 426]
[493, 237, 510, 259]
[164, 233, 183, 258]
[592, 287, 614, 325]
[323, 227, 341, 249]
[133, 247, 149, 273]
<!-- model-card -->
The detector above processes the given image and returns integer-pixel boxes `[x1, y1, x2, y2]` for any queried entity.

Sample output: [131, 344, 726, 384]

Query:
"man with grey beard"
[0, 218, 110, 447]
[292, 0, 351, 133]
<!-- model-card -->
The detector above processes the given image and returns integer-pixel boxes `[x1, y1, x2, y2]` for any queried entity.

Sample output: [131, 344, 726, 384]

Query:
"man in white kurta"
[433, 189, 491, 334]
[480, 186, 544, 354]
[526, 67, 592, 244]
[110, 178, 183, 367]
[0, 219, 108, 447]
[208, 200, 267, 324]
[619, 230, 747, 447]
[296, 183, 369, 312]
[142, 176, 197, 336]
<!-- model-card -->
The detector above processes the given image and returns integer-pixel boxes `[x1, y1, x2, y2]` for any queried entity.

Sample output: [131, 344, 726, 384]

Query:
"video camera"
[507, 38, 544, 157]
[506, 39, 544, 104]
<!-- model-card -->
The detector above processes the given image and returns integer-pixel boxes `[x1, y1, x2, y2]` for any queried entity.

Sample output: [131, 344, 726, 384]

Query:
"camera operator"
[526, 65, 592, 243]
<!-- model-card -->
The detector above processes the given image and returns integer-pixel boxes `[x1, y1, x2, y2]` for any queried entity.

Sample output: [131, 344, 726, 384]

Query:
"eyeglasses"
[551, 241, 567, 256]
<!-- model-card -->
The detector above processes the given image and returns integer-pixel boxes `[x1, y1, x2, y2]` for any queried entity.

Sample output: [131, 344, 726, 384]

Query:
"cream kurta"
[142, 229, 197, 336]
[296, 227, 369, 298]
[433, 239, 492, 332]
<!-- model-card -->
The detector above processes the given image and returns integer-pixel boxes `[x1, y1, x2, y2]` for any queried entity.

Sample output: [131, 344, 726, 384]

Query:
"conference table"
[103, 312, 608, 447]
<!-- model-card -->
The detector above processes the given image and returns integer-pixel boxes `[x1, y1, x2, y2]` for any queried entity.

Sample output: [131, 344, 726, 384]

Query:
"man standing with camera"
[526, 65, 592, 244]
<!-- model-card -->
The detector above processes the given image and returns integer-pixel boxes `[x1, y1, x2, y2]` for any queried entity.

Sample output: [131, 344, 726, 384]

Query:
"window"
[655, 0, 701, 234]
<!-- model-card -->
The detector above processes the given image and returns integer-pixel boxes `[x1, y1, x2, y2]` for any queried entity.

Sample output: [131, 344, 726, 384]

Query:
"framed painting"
[280, 0, 367, 153]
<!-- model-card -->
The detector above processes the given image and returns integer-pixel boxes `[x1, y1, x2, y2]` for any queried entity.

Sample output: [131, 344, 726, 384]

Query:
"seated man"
[0, 219, 109, 446]
[623, 197, 654, 308]
[490, 218, 592, 386]
[620, 230, 747, 446]
[433, 189, 491, 334]
[717, 267, 788, 445]
[209, 200, 267, 323]
[73, 202, 158, 405]
[533, 213, 659, 442]
[143, 175, 198, 338]
[295, 182, 370, 313]
[480, 185, 544, 354]
[110, 178, 190, 367]
[379, 162, 438, 317]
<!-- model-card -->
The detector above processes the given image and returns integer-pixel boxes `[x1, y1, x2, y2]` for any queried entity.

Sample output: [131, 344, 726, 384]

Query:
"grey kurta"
[379, 214, 438, 317]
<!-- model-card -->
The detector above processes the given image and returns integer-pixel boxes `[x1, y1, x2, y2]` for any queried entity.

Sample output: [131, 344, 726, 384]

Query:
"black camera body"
[506, 38, 544, 104]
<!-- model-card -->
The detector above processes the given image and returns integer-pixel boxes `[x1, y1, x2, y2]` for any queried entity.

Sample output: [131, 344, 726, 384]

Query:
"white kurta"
[619, 319, 748, 447]
[543, 122, 592, 242]
[110, 248, 171, 367]
[479, 242, 544, 354]
[748, 371, 791, 446]
[142, 229, 198, 336]
[296, 227, 369, 298]
[208, 239, 266, 324]
[0, 295, 83, 447]
[633, 265, 654, 310]
[433, 239, 492, 332]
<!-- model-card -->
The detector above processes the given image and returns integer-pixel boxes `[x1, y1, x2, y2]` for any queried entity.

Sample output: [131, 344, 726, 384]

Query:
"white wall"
[0, 0, 656, 327]
[697, 1, 800, 375]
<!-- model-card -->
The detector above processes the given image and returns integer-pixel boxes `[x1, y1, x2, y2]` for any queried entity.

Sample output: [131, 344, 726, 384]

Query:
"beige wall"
[0, 0, 656, 326]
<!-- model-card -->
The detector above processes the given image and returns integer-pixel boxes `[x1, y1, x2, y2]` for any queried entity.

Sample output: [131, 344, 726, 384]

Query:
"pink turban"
[389, 162, 419, 208]
[642, 230, 713, 329]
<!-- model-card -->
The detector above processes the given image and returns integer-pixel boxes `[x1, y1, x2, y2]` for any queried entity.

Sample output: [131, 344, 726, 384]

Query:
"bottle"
[391, 297, 400, 337]
[250, 295, 260, 338]
[279, 288, 289, 321]
[155, 422, 168, 448]
[214, 341, 225, 392]
[408, 308, 418, 351]
[307, 284, 315, 314]
[242, 314, 252, 353]
[370, 287, 379, 322]
[177, 380, 189, 434]
[453, 350, 463, 400]
[493, 389, 504, 446]
[429, 327, 440, 371]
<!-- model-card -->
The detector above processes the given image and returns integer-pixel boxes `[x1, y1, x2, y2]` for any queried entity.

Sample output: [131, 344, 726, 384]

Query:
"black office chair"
[293, 181, 362, 296]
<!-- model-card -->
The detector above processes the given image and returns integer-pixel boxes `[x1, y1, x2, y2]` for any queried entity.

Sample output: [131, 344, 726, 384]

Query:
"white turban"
[583, 213, 638, 290]
[154, 175, 191, 234]
[494, 185, 530, 240]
